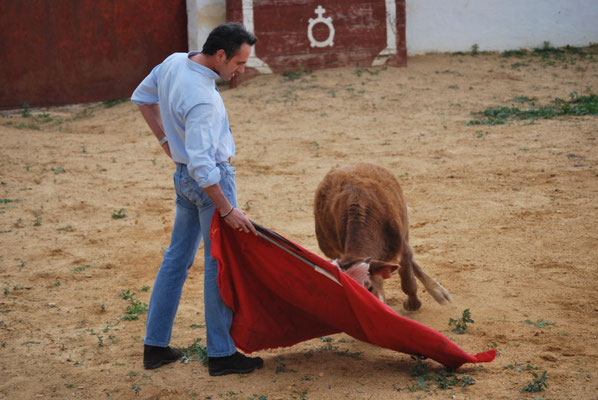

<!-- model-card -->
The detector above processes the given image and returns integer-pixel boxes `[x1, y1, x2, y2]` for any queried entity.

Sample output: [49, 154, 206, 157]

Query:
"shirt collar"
[187, 52, 220, 81]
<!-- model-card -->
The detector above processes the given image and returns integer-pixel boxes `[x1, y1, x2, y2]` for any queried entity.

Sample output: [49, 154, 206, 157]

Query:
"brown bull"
[314, 163, 452, 309]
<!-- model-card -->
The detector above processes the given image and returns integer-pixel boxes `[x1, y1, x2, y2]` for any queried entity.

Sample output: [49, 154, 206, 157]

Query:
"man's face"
[215, 43, 251, 81]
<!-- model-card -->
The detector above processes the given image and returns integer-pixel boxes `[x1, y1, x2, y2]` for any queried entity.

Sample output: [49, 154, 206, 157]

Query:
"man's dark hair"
[202, 22, 258, 59]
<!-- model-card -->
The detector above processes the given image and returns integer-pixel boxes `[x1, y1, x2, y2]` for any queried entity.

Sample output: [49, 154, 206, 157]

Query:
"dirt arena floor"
[1, 47, 597, 399]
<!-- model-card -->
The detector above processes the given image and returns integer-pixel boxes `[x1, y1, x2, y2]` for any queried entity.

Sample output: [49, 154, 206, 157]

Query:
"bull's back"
[314, 163, 407, 260]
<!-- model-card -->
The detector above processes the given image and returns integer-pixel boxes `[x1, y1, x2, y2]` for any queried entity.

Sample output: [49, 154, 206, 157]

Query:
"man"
[131, 22, 262, 376]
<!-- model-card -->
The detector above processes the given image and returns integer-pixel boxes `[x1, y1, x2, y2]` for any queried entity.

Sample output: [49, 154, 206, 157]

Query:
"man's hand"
[203, 184, 258, 235]
[161, 141, 172, 159]
[222, 207, 258, 235]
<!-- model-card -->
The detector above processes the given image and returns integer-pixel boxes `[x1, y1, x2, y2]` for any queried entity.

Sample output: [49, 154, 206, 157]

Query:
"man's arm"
[138, 104, 172, 159]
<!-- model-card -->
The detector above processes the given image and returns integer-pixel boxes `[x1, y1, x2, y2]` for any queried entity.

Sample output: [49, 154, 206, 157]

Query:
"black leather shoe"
[208, 352, 264, 376]
[143, 345, 183, 370]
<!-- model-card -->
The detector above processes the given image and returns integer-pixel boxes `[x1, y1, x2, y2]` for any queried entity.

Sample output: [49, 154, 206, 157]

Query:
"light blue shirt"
[131, 52, 234, 188]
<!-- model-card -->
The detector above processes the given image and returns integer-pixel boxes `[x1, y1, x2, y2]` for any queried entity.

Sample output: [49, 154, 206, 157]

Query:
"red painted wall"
[227, 0, 406, 76]
[0, 0, 188, 110]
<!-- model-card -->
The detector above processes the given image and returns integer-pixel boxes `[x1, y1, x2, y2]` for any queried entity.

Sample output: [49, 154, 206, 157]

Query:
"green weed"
[36, 113, 53, 123]
[111, 208, 126, 219]
[178, 338, 208, 365]
[120, 289, 148, 321]
[1, 198, 25, 205]
[355, 67, 382, 77]
[503, 42, 597, 63]
[21, 104, 31, 117]
[102, 98, 129, 108]
[522, 370, 548, 392]
[282, 70, 312, 81]
[130, 384, 141, 394]
[14, 123, 40, 130]
[406, 355, 476, 393]
[468, 92, 598, 125]
[72, 264, 93, 272]
[73, 109, 94, 120]
[88, 328, 104, 347]
[274, 356, 288, 374]
[449, 309, 474, 334]
[524, 318, 555, 328]
[504, 362, 540, 372]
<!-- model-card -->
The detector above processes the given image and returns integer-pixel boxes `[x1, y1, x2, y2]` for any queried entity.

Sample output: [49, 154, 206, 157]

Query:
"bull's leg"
[369, 275, 386, 303]
[398, 248, 421, 311]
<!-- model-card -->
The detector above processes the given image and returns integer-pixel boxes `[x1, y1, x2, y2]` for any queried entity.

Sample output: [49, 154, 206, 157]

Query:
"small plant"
[471, 43, 479, 56]
[178, 338, 208, 365]
[103, 98, 129, 108]
[21, 104, 32, 117]
[355, 67, 382, 77]
[522, 370, 548, 392]
[111, 208, 126, 219]
[122, 299, 148, 321]
[467, 92, 598, 125]
[120, 289, 148, 321]
[73, 108, 94, 120]
[88, 328, 104, 346]
[72, 264, 93, 272]
[130, 384, 141, 394]
[282, 69, 312, 81]
[36, 113, 53, 123]
[404, 356, 477, 394]
[274, 356, 287, 374]
[524, 318, 555, 328]
[15, 123, 40, 130]
[449, 309, 474, 334]
[51, 166, 66, 174]
[410, 355, 429, 377]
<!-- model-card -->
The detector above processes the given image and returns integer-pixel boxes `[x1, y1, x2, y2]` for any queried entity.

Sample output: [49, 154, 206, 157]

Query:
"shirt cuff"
[190, 164, 222, 188]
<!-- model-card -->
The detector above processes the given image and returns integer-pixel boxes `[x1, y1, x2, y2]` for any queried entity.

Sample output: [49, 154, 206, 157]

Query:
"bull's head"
[334, 257, 398, 297]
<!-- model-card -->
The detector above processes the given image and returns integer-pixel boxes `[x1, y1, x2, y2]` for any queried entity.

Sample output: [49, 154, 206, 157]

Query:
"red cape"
[210, 214, 495, 369]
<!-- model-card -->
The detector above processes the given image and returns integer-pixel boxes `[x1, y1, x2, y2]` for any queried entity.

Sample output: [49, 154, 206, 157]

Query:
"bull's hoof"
[403, 297, 422, 311]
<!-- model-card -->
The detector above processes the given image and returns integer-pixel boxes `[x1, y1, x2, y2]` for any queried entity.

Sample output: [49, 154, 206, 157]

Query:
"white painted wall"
[187, 0, 598, 55]
[187, 0, 226, 51]
[406, 0, 598, 55]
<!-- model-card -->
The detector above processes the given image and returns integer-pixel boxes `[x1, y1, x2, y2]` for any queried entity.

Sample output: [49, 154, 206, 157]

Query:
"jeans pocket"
[222, 164, 236, 176]
[175, 171, 209, 207]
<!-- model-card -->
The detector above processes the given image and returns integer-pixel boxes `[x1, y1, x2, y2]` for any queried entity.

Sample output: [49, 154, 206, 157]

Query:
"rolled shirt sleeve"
[131, 64, 161, 106]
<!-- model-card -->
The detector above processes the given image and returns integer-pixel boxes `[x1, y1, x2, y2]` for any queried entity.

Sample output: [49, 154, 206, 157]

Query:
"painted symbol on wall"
[307, 5, 335, 48]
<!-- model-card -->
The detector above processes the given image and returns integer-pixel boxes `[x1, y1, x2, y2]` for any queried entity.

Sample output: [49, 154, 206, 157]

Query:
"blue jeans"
[144, 162, 237, 357]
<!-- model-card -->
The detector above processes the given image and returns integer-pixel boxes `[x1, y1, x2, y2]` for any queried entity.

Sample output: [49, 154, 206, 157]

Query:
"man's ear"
[368, 260, 398, 279]
[215, 49, 227, 62]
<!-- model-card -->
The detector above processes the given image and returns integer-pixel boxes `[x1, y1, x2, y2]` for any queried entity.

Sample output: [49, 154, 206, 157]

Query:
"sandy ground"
[1, 49, 597, 399]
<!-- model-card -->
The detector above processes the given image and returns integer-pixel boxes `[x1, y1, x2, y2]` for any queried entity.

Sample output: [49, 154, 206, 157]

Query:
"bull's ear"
[368, 260, 398, 279]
